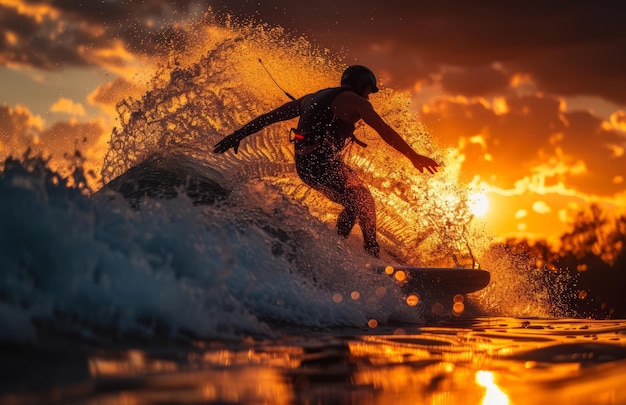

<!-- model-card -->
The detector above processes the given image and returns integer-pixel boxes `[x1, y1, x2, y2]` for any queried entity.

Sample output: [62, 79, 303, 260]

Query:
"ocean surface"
[2, 18, 625, 404]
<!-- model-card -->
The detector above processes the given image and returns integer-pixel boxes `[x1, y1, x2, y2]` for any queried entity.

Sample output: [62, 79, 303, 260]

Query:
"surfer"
[213, 65, 439, 257]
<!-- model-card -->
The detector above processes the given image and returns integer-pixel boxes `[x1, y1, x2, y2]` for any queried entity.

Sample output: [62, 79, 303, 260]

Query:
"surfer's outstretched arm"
[333, 91, 439, 174]
[214, 99, 302, 154]
[365, 111, 439, 174]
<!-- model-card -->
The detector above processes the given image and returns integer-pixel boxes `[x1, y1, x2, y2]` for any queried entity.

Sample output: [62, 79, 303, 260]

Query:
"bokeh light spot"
[395, 270, 406, 282]
[406, 294, 419, 307]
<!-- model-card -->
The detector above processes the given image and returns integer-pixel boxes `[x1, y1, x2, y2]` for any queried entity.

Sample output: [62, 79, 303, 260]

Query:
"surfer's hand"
[411, 154, 439, 174]
[214, 132, 243, 154]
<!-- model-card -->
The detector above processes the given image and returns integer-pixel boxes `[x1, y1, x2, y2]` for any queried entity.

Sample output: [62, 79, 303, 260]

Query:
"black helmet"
[340, 65, 379, 95]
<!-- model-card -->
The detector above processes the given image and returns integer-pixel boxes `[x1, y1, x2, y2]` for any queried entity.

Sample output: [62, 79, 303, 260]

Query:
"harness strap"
[289, 128, 305, 142]
[290, 128, 367, 148]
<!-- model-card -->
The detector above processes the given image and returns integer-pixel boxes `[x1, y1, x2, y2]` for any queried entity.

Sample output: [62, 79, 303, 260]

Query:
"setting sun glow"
[469, 192, 489, 217]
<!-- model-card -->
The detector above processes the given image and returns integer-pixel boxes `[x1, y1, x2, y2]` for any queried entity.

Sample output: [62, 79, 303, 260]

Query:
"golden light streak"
[490, 169, 587, 198]
[476, 371, 509, 405]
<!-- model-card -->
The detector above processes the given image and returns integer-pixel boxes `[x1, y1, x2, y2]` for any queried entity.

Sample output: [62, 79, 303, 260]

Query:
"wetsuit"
[293, 88, 379, 256]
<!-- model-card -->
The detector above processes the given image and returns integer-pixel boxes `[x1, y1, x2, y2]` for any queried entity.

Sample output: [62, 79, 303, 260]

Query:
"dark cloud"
[0, 1, 208, 70]
[440, 65, 510, 97]
[3, 1, 625, 104]
[211, 1, 626, 104]
[558, 111, 626, 195]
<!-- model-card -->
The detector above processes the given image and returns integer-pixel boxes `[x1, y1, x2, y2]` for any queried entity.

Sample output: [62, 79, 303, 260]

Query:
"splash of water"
[101, 19, 490, 268]
[95, 12, 578, 321]
[0, 16, 573, 347]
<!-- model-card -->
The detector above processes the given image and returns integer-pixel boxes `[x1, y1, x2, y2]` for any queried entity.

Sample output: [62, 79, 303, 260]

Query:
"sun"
[468, 192, 489, 217]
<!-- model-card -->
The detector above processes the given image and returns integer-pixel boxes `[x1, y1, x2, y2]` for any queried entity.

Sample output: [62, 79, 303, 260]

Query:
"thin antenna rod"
[258, 58, 296, 101]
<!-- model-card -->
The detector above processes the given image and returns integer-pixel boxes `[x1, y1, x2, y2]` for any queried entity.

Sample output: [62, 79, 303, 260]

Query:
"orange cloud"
[532, 201, 551, 214]
[609, 110, 626, 132]
[422, 92, 626, 198]
[88, 76, 145, 110]
[50, 97, 86, 116]
[0, 103, 43, 156]
[0, 0, 205, 71]
[0, 101, 107, 188]
[4, 0, 60, 23]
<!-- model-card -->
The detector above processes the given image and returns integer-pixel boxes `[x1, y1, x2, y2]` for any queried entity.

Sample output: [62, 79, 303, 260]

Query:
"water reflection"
[476, 371, 509, 405]
[4, 318, 626, 404]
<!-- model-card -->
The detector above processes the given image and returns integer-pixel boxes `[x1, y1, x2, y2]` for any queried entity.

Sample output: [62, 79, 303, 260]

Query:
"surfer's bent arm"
[214, 99, 302, 154]
[351, 97, 439, 174]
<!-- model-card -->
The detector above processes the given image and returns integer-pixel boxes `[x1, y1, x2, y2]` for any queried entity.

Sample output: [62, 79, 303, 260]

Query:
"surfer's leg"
[296, 159, 379, 257]
[332, 166, 379, 257]
[337, 207, 357, 238]
[343, 174, 379, 257]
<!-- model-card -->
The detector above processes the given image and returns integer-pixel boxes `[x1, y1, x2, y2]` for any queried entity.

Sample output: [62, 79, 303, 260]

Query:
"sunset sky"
[1, 0, 625, 243]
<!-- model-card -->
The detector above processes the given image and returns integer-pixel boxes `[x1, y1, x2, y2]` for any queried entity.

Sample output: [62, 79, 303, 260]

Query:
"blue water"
[1, 154, 415, 344]
[2, 18, 625, 404]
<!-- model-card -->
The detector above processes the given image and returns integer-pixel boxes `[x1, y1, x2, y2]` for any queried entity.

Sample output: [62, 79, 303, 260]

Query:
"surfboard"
[375, 265, 490, 296]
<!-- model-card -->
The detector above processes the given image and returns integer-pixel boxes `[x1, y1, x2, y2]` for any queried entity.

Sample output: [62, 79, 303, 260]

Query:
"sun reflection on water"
[74, 319, 626, 404]
[476, 371, 509, 405]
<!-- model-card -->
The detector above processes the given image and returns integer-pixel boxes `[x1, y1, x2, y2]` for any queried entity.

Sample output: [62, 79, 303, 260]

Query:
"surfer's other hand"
[214, 133, 242, 154]
[411, 154, 439, 174]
